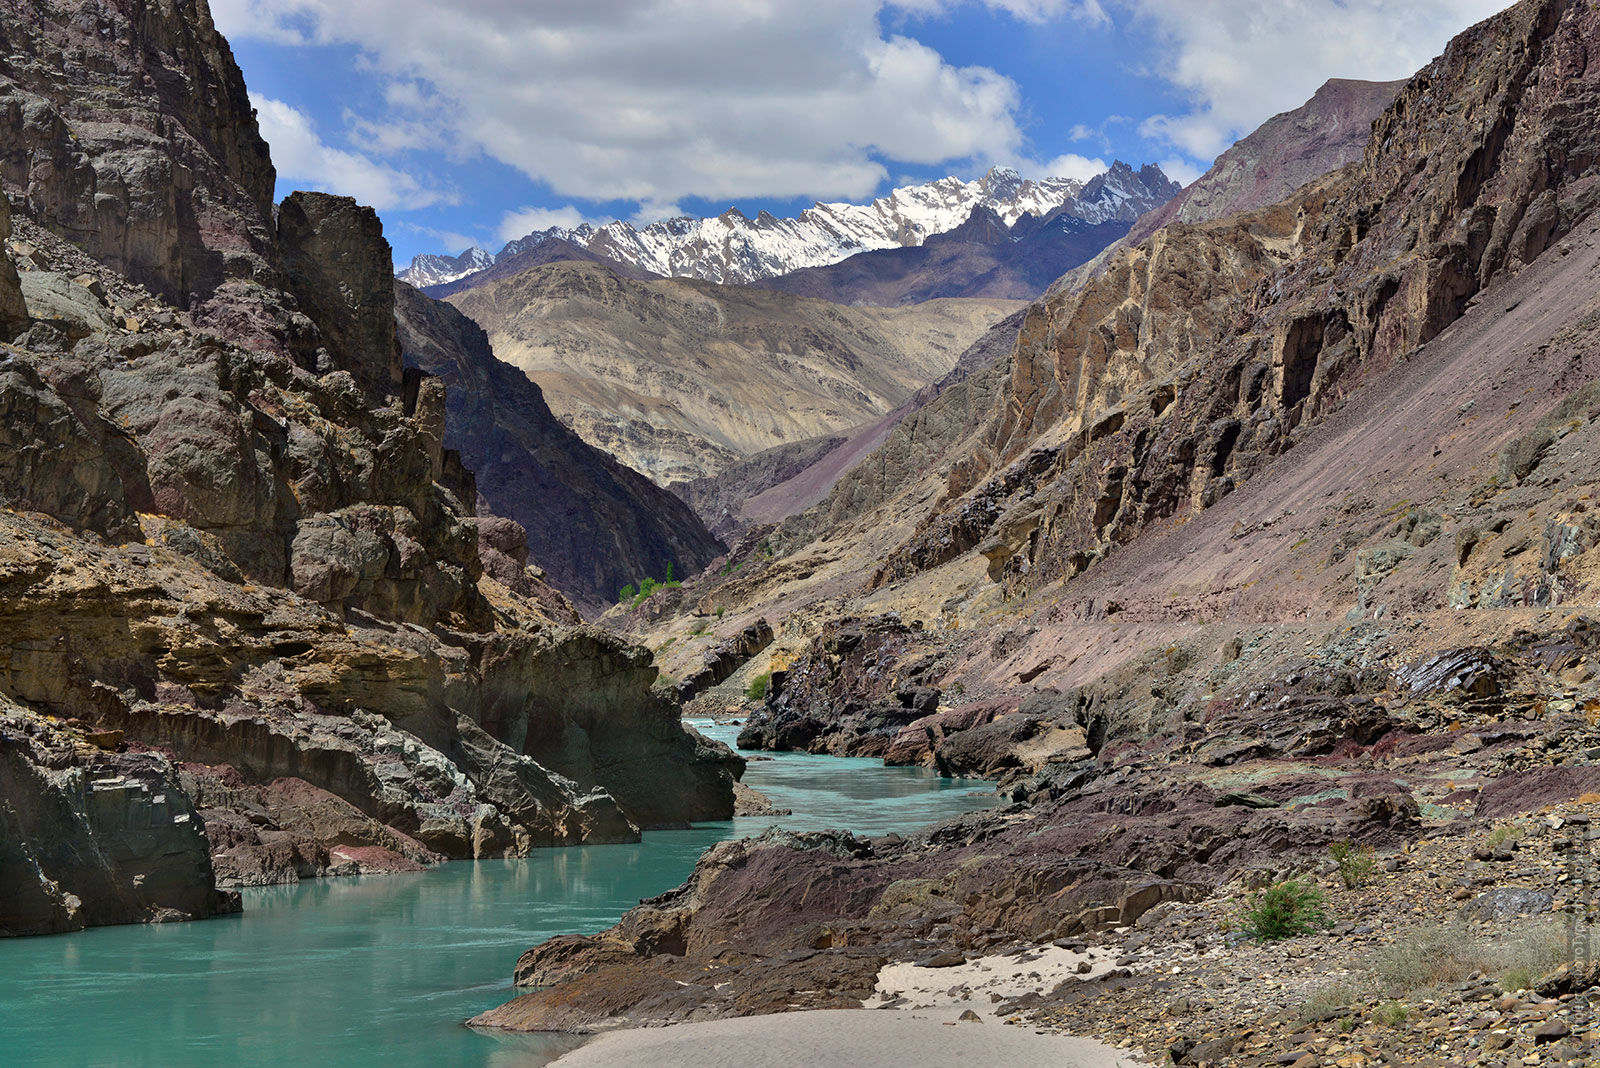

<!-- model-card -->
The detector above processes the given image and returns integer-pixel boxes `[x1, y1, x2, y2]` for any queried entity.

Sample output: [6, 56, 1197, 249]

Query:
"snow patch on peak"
[398, 163, 1175, 291]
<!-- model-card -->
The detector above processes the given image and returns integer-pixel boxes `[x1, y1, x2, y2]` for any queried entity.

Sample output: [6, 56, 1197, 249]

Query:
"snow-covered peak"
[395, 163, 1174, 290]
[396, 245, 494, 288]
[1063, 161, 1182, 226]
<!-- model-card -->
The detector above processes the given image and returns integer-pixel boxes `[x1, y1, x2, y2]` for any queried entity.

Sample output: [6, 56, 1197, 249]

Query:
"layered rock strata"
[0, 0, 738, 934]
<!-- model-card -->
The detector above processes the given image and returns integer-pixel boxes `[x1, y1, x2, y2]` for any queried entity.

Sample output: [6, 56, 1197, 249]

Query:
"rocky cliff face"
[923, 0, 1600, 600]
[0, 0, 276, 329]
[393, 282, 723, 613]
[445, 259, 1020, 485]
[0, 0, 738, 935]
[1057, 80, 1404, 296]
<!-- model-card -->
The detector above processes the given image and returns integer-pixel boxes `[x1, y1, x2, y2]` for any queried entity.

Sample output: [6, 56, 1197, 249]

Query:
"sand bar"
[548, 1007, 1149, 1068]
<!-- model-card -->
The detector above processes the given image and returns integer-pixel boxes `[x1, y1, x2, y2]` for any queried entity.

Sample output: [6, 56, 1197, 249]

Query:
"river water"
[0, 722, 997, 1068]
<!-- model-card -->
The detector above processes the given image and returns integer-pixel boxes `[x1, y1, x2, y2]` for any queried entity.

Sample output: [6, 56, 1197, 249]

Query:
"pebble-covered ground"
[1004, 804, 1600, 1066]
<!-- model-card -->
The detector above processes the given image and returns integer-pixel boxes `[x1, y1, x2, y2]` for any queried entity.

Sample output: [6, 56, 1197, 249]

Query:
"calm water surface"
[0, 721, 996, 1068]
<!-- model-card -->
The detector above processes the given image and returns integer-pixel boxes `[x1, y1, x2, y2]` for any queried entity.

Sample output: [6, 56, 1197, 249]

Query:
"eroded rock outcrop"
[0, 703, 239, 934]
[0, 0, 739, 934]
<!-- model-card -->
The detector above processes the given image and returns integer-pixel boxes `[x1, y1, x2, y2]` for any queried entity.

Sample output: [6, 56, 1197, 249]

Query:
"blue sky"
[211, 1, 1507, 267]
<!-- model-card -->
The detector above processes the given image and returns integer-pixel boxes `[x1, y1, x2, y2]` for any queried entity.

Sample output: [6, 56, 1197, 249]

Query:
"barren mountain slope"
[446, 259, 1020, 484]
[393, 283, 724, 614]
[483, 4, 1600, 1054]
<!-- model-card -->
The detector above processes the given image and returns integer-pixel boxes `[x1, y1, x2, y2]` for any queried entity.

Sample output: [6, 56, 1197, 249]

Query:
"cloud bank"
[218, 0, 1034, 211]
[1121, 0, 1508, 161]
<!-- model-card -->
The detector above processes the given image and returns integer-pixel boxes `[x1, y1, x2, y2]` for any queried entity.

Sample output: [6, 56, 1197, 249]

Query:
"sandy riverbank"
[548, 1006, 1148, 1067]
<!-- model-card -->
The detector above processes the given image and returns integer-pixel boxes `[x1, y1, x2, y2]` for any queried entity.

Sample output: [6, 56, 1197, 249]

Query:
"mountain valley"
[444, 260, 1021, 486]
[5, 1, 1600, 1067]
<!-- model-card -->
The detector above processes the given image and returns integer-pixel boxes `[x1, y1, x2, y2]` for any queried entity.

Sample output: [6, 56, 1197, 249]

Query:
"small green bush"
[716, 605, 726, 619]
[1373, 1000, 1408, 1028]
[1501, 966, 1534, 993]
[746, 672, 771, 701]
[1330, 840, 1377, 889]
[1239, 879, 1330, 941]
[1485, 824, 1521, 849]
[617, 566, 684, 606]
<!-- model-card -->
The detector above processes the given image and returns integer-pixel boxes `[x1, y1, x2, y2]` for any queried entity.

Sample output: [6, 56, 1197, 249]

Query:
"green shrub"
[1501, 966, 1534, 993]
[1373, 1000, 1408, 1028]
[1330, 840, 1377, 889]
[716, 606, 726, 619]
[618, 567, 684, 606]
[1239, 879, 1329, 941]
[746, 672, 771, 701]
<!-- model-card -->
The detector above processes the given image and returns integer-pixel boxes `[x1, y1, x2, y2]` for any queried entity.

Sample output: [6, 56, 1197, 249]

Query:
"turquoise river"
[0, 722, 998, 1068]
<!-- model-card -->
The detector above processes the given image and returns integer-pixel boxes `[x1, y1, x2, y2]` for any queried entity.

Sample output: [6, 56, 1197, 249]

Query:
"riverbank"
[0, 729, 997, 1068]
[549, 1008, 1148, 1067]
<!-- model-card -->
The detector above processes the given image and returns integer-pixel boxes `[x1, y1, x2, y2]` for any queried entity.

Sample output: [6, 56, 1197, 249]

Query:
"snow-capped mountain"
[1064, 161, 1181, 226]
[394, 246, 494, 288]
[397, 163, 1176, 290]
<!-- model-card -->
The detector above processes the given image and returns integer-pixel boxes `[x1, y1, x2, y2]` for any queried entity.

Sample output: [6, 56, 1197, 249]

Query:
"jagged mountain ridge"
[754, 162, 1178, 305]
[399, 164, 1170, 291]
[1055, 78, 1406, 296]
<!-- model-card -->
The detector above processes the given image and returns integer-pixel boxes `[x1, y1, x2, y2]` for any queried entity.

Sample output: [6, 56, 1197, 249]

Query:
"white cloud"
[1038, 153, 1108, 183]
[496, 205, 598, 243]
[393, 221, 481, 257]
[253, 95, 453, 210]
[1156, 156, 1203, 186]
[217, 1, 1032, 213]
[890, 0, 1108, 24]
[1118, 0, 1508, 161]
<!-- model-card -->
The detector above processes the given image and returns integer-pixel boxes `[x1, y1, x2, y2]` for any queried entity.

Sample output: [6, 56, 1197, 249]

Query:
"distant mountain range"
[398, 164, 1173, 293]
[752, 161, 1178, 305]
